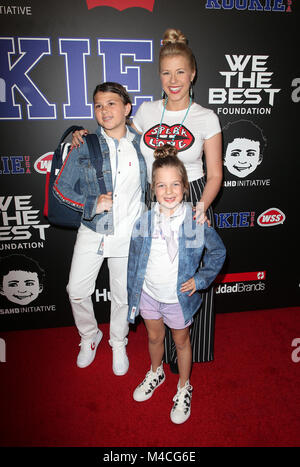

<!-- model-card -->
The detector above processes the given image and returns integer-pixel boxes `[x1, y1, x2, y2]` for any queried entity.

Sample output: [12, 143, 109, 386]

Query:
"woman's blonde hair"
[159, 28, 196, 75]
[151, 144, 189, 199]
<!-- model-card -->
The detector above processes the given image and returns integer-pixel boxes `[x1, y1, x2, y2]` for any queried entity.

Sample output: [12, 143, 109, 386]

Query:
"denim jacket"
[53, 125, 147, 234]
[127, 203, 226, 326]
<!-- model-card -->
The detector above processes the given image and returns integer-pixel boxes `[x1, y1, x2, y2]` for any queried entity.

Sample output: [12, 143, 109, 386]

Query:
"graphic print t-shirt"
[133, 100, 221, 182]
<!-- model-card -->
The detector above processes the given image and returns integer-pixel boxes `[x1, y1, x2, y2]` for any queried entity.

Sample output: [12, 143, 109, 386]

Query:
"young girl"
[127, 144, 226, 424]
[53, 82, 147, 374]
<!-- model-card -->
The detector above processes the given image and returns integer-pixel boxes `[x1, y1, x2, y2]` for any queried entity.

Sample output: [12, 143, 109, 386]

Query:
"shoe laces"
[172, 383, 193, 412]
[140, 368, 160, 390]
[79, 339, 94, 352]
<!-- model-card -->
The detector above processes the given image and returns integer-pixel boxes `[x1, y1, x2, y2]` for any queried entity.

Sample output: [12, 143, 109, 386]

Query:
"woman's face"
[160, 55, 195, 110]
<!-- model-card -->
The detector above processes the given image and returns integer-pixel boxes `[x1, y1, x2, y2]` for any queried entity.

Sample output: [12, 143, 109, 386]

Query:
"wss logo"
[257, 208, 285, 227]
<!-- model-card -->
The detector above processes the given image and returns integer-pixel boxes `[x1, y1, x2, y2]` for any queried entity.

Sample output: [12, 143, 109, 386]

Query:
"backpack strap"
[85, 133, 107, 194]
[59, 125, 84, 145]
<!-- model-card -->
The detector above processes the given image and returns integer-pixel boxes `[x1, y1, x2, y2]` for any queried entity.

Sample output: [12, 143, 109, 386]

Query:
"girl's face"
[154, 166, 184, 216]
[94, 91, 131, 140]
[160, 55, 195, 111]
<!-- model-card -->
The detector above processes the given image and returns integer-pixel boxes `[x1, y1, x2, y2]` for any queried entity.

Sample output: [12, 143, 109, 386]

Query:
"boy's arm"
[193, 224, 226, 291]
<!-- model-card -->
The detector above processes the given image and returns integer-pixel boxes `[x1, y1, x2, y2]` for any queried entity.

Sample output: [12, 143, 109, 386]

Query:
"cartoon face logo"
[0, 254, 45, 306]
[86, 0, 155, 11]
[224, 138, 262, 178]
[144, 124, 195, 152]
[222, 120, 267, 179]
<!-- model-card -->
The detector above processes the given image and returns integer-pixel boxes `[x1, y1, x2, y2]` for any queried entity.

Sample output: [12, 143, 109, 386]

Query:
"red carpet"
[0, 307, 299, 447]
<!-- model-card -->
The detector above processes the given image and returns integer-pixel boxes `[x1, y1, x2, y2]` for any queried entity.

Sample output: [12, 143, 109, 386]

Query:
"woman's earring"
[162, 90, 167, 100]
[189, 83, 194, 99]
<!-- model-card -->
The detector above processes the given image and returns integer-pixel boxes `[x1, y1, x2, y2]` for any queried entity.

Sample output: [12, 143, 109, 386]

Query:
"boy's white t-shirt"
[100, 128, 142, 257]
[142, 203, 186, 303]
[133, 100, 221, 183]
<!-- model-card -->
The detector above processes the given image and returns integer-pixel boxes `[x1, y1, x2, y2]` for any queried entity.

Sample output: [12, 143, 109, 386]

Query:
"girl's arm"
[193, 223, 226, 291]
[180, 220, 226, 296]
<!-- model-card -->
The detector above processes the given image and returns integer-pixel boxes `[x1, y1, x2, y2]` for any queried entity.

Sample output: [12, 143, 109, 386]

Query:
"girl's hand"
[95, 192, 113, 214]
[72, 129, 89, 148]
[193, 202, 211, 226]
[180, 278, 196, 296]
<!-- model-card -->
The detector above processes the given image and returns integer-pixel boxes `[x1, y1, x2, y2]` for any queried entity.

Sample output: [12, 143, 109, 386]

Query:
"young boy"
[53, 82, 147, 374]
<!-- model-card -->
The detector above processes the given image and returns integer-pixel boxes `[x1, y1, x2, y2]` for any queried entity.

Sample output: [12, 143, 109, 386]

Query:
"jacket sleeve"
[127, 220, 141, 293]
[53, 144, 98, 220]
[194, 224, 226, 291]
[127, 218, 143, 323]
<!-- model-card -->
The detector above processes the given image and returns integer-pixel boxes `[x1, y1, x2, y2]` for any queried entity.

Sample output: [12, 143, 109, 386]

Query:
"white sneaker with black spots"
[133, 363, 165, 402]
[170, 380, 193, 424]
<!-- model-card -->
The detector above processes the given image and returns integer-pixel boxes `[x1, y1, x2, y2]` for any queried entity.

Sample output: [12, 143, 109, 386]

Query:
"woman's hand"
[193, 202, 211, 226]
[95, 192, 113, 214]
[72, 129, 89, 148]
[180, 278, 196, 296]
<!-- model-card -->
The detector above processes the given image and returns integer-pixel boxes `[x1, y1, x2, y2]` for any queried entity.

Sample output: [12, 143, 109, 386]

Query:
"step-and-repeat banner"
[0, 0, 299, 331]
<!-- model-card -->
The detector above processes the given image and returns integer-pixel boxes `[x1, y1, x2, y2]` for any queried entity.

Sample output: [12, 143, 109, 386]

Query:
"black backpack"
[44, 126, 106, 228]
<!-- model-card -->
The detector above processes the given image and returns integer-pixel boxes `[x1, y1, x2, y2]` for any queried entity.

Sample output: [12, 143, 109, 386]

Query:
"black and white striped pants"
[146, 177, 216, 364]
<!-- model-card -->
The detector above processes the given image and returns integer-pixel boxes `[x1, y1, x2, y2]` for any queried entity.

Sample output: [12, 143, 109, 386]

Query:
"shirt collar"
[154, 202, 186, 229]
[100, 125, 133, 144]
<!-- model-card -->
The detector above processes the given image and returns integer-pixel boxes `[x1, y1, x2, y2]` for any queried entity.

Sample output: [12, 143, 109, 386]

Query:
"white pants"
[67, 225, 129, 347]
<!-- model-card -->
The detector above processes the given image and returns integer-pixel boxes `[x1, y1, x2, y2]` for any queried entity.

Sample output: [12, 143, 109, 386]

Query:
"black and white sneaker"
[170, 380, 193, 424]
[133, 364, 165, 402]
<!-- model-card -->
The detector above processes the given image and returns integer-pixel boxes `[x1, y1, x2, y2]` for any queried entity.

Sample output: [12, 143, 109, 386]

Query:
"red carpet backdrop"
[0, 1, 299, 331]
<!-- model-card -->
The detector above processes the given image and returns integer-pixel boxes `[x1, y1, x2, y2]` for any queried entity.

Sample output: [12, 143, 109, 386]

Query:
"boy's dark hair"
[0, 254, 45, 286]
[93, 82, 132, 120]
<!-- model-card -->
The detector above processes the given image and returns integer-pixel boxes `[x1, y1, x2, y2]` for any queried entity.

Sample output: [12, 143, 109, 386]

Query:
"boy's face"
[94, 91, 131, 139]
[224, 137, 262, 178]
[1, 270, 43, 305]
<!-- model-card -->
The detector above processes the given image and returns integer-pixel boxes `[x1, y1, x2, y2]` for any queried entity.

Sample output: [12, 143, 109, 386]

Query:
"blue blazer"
[53, 125, 147, 234]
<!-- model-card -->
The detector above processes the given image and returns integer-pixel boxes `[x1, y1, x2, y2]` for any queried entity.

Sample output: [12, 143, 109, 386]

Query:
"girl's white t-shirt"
[142, 203, 186, 303]
[133, 99, 221, 183]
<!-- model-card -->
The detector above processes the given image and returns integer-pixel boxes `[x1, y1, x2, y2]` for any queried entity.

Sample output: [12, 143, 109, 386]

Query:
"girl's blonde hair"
[159, 28, 196, 74]
[151, 144, 189, 199]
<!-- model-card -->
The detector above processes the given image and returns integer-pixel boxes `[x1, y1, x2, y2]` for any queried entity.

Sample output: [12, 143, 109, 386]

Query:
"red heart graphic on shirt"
[143, 124, 195, 152]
